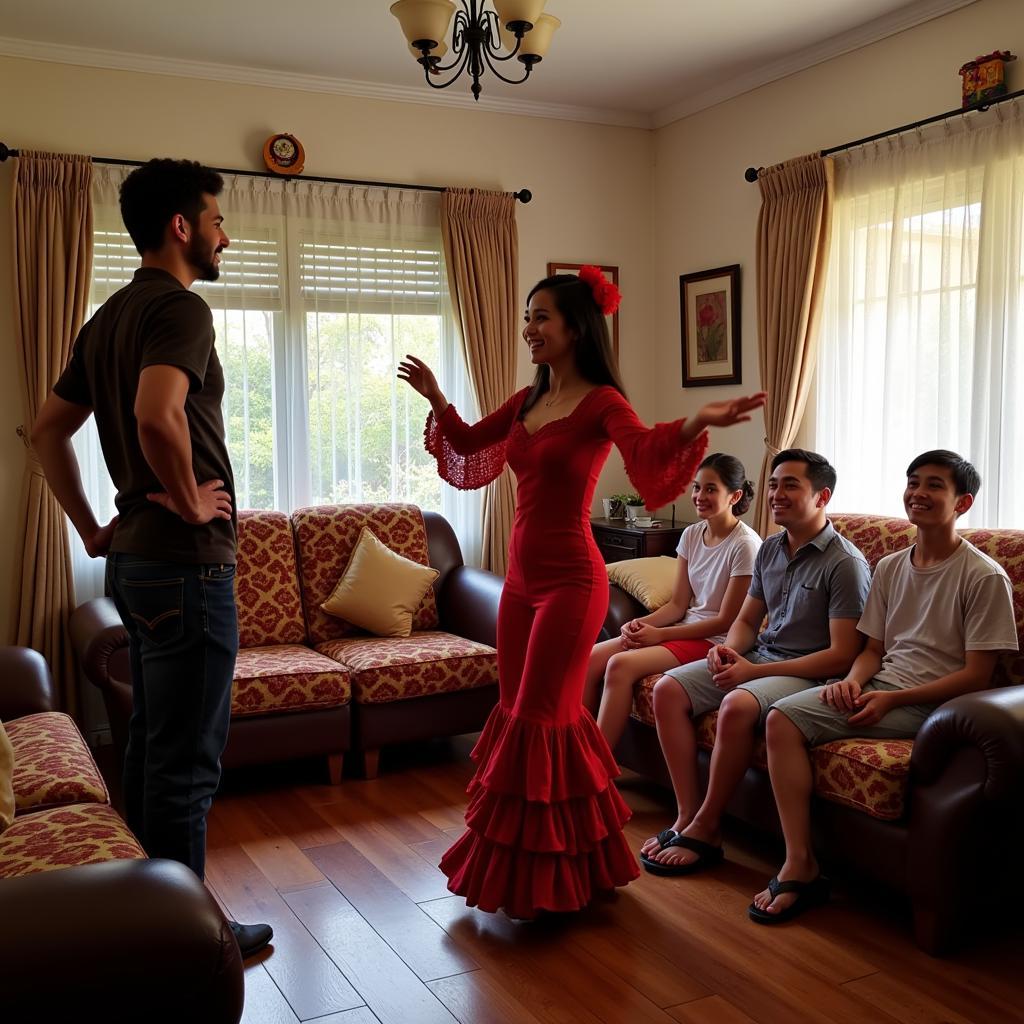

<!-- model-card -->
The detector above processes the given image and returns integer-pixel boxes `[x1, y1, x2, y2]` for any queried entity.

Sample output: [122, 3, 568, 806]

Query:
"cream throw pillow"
[606, 556, 679, 611]
[0, 719, 14, 833]
[321, 526, 439, 638]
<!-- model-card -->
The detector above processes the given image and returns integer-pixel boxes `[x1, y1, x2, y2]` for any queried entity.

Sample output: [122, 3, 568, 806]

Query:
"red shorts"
[661, 637, 713, 666]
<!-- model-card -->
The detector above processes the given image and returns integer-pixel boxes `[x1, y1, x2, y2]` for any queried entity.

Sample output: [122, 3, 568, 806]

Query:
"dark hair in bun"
[698, 453, 755, 516]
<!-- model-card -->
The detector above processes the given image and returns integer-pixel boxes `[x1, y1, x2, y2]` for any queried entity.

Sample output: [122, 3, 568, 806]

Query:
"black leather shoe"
[229, 920, 274, 958]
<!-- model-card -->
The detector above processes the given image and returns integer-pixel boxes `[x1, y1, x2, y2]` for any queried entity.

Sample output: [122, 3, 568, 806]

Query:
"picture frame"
[679, 264, 741, 387]
[546, 262, 619, 360]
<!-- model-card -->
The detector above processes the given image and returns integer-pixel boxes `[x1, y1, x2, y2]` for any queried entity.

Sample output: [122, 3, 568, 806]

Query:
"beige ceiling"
[0, 0, 976, 126]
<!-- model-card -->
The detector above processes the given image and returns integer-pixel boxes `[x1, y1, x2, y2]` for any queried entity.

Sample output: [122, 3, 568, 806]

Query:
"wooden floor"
[204, 738, 1024, 1024]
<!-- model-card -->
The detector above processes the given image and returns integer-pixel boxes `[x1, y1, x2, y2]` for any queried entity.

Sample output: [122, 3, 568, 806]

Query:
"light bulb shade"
[492, 0, 545, 29]
[519, 13, 559, 59]
[390, 0, 455, 49]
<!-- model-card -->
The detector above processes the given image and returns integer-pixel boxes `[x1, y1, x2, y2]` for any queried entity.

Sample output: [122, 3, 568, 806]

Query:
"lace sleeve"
[423, 389, 526, 491]
[600, 390, 709, 510]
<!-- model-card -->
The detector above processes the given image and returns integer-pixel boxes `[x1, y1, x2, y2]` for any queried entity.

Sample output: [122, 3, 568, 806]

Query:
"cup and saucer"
[632, 516, 656, 528]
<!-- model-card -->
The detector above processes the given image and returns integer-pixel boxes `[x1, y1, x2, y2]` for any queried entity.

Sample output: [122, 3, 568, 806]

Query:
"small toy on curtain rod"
[958, 51, 1016, 109]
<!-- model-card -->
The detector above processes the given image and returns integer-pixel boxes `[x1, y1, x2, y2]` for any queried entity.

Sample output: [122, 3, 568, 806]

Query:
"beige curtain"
[11, 151, 94, 713]
[441, 188, 519, 575]
[753, 154, 834, 536]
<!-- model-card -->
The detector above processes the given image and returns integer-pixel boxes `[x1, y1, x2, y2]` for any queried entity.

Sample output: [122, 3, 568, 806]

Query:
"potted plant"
[621, 493, 646, 521]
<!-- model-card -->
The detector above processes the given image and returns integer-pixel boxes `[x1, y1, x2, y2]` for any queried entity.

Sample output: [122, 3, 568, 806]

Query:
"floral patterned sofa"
[71, 504, 501, 780]
[0, 646, 243, 1021]
[604, 513, 1024, 954]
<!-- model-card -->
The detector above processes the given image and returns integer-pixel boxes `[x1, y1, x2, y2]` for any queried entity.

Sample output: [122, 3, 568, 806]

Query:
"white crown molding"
[0, 35, 652, 130]
[652, 0, 978, 128]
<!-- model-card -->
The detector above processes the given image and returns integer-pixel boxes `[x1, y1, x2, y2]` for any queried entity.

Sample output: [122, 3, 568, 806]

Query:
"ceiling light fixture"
[390, 0, 560, 101]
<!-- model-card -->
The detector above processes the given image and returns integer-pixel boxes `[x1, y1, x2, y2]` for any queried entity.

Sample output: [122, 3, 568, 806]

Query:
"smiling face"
[691, 467, 741, 521]
[904, 464, 972, 526]
[184, 193, 229, 282]
[767, 460, 829, 531]
[523, 289, 577, 367]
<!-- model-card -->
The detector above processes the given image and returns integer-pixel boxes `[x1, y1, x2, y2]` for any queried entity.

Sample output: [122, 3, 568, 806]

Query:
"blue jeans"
[105, 553, 238, 879]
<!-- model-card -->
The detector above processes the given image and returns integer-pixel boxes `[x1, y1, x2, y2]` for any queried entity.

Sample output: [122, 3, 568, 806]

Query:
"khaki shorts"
[770, 680, 936, 747]
[661, 651, 815, 723]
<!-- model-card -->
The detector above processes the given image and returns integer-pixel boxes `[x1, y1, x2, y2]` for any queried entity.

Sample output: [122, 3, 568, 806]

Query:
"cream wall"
[0, 55, 655, 643]
[653, 0, 1020, 510]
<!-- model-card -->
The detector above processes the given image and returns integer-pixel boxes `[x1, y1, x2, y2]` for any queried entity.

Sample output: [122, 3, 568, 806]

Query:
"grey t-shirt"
[859, 539, 1018, 689]
[749, 520, 871, 662]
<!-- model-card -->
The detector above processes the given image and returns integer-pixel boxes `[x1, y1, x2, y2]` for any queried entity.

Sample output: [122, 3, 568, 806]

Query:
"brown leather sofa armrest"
[0, 646, 56, 719]
[69, 596, 130, 691]
[911, 686, 1024, 802]
[599, 583, 648, 642]
[438, 565, 503, 648]
[0, 858, 244, 1023]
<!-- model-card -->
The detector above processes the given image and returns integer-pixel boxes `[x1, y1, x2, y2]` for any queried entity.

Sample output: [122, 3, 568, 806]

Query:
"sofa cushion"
[811, 738, 914, 821]
[294, 504, 440, 644]
[232, 646, 351, 717]
[5, 713, 108, 814]
[318, 632, 497, 704]
[606, 556, 677, 611]
[236, 510, 308, 648]
[0, 803, 146, 879]
[0, 720, 13, 832]
[321, 526, 439, 638]
[960, 527, 1024, 687]
[830, 513, 917, 569]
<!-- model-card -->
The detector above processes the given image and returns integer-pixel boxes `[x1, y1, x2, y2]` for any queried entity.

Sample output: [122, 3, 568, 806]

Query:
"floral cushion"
[0, 803, 145, 878]
[232, 645, 351, 717]
[811, 738, 914, 821]
[318, 632, 497, 704]
[6, 713, 108, 814]
[236, 510, 307, 648]
[294, 504, 440, 644]
[830, 513, 916, 569]
[960, 528, 1024, 688]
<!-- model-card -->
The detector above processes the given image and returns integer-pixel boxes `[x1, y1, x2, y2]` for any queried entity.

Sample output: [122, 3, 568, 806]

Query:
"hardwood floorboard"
[202, 741, 1023, 1024]
[205, 843, 364, 1020]
[306, 839, 478, 982]
[282, 880, 458, 1024]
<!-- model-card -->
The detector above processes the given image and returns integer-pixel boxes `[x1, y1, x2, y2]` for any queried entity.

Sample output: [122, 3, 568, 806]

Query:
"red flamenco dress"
[426, 384, 707, 917]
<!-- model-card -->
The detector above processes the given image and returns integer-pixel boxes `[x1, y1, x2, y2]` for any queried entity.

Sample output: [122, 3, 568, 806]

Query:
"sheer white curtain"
[71, 167, 481, 604]
[816, 100, 1024, 526]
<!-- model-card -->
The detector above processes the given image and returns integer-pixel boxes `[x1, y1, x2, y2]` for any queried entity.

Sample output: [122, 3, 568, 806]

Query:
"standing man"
[32, 158, 272, 958]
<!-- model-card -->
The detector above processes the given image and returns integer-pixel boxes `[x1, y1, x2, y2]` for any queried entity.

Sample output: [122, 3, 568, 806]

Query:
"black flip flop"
[748, 875, 831, 925]
[640, 834, 724, 876]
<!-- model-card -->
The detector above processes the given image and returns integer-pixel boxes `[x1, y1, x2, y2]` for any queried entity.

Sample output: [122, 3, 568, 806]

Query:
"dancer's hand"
[693, 392, 768, 431]
[147, 479, 233, 524]
[397, 355, 442, 404]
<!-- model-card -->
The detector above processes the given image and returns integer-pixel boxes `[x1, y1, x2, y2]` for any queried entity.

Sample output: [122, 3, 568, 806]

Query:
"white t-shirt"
[859, 539, 1018, 690]
[675, 520, 761, 644]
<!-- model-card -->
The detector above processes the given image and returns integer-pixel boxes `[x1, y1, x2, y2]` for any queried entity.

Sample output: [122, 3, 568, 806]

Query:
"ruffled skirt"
[440, 704, 640, 918]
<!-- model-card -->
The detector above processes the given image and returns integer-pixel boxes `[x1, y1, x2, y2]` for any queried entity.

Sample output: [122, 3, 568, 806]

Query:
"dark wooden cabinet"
[589, 517, 687, 564]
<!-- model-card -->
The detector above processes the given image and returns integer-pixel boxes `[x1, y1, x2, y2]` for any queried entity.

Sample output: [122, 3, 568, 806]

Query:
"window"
[70, 171, 480, 602]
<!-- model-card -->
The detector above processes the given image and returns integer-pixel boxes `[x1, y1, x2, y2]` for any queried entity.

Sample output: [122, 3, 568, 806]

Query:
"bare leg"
[639, 675, 700, 856]
[583, 637, 624, 715]
[650, 689, 761, 868]
[752, 710, 819, 916]
[596, 647, 680, 748]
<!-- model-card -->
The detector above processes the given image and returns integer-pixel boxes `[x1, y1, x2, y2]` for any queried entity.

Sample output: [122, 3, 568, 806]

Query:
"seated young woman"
[584, 453, 761, 749]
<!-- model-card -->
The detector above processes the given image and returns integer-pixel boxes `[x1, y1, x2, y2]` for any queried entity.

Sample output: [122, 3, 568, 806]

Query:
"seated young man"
[641, 449, 871, 875]
[751, 450, 1018, 924]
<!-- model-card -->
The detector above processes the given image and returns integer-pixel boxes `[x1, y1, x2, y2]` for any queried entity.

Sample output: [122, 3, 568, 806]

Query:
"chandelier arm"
[481, 9, 523, 63]
[420, 45, 472, 91]
[480, 45, 535, 85]
[426, 7, 469, 75]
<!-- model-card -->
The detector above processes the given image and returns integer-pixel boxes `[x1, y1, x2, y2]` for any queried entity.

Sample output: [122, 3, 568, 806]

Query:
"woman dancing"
[398, 267, 765, 918]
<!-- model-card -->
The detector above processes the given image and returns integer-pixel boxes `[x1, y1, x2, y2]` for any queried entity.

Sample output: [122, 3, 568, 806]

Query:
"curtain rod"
[0, 142, 533, 203]
[743, 87, 1024, 182]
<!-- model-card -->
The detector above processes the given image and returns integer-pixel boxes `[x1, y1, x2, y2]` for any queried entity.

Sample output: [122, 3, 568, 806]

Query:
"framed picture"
[546, 262, 619, 359]
[679, 264, 741, 387]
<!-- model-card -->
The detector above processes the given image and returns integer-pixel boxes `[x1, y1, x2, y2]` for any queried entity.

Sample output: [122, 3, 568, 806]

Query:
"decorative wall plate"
[263, 133, 305, 175]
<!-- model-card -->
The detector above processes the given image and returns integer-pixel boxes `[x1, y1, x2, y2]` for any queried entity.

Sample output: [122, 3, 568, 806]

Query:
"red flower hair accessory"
[578, 265, 621, 315]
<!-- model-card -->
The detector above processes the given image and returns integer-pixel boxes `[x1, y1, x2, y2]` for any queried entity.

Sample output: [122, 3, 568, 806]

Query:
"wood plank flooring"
[204, 739, 1024, 1024]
